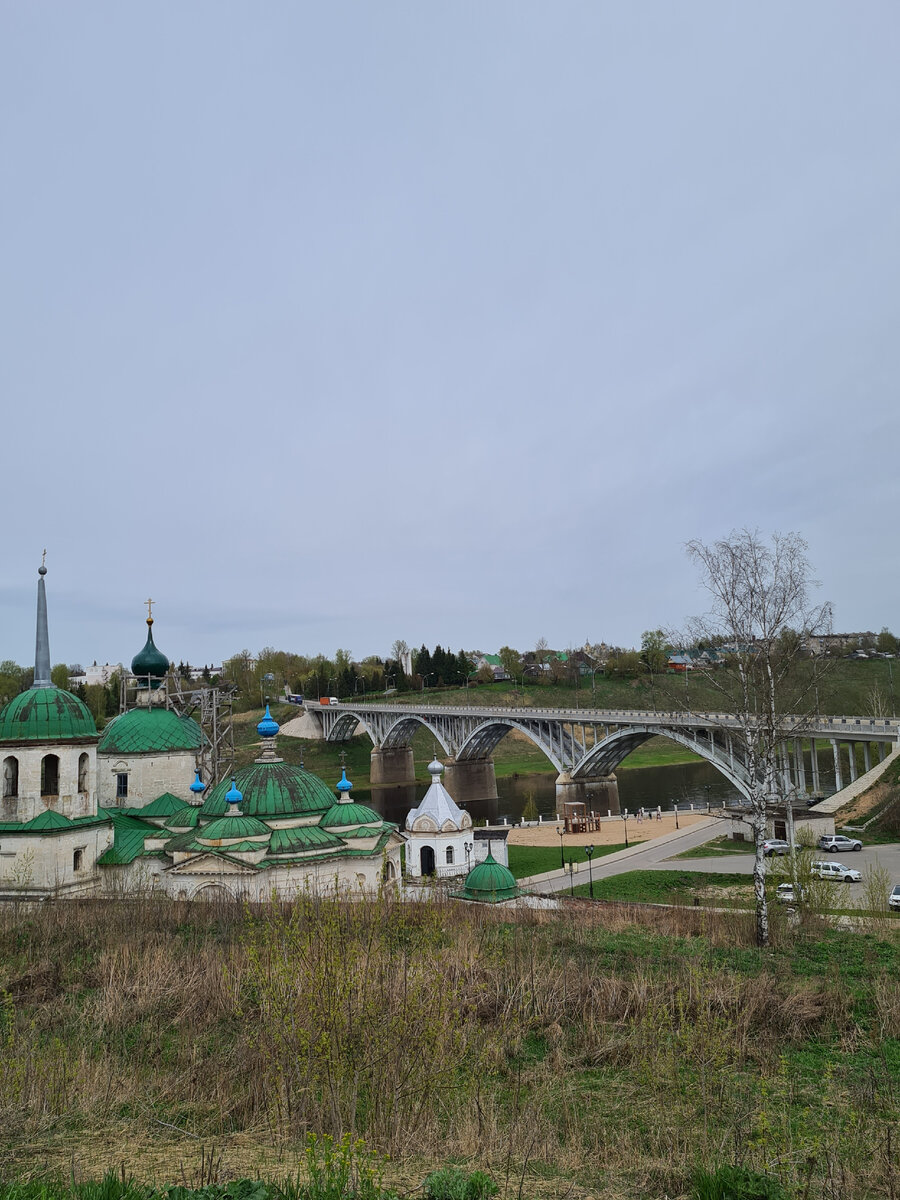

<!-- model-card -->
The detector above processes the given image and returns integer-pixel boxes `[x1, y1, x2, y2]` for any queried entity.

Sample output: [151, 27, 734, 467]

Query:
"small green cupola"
[457, 852, 519, 903]
[131, 603, 170, 689]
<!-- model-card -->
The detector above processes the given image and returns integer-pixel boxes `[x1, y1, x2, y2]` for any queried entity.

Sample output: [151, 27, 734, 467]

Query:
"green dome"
[166, 805, 202, 830]
[201, 814, 270, 841]
[0, 687, 97, 743]
[98, 708, 204, 755]
[460, 852, 519, 903]
[201, 760, 334, 819]
[322, 801, 383, 829]
[131, 622, 169, 689]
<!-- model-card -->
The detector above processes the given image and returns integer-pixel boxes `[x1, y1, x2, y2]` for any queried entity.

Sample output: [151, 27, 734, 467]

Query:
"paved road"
[530, 822, 900, 894]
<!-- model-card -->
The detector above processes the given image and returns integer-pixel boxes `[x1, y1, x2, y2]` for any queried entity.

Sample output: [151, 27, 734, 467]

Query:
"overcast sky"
[2, 3, 898, 670]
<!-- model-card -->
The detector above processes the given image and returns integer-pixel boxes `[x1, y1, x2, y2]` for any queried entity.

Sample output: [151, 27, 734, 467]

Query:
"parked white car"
[762, 839, 797, 857]
[889, 885, 900, 911]
[775, 882, 804, 904]
[818, 834, 863, 853]
[811, 860, 861, 883]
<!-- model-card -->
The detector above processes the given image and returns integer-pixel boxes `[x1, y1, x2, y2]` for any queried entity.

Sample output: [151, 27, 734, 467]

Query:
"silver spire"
[34, 551, 52, 688]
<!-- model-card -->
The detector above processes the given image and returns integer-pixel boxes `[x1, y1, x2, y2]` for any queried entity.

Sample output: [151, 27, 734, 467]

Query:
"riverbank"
[507, 810, 710, 846]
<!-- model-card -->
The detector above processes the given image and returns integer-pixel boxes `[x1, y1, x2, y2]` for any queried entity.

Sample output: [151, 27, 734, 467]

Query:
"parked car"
[811, 860, 861, 883]
[889, 885, 900, 911]
[776, 882, 804, 904]
[762, 839, 797, 857]
[818, 834, 863, 853]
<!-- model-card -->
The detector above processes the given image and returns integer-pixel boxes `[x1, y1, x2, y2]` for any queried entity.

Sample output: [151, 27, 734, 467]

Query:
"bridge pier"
[370, 745, 416, 787]
[556, 771, 620, 816]
[443, 757, 498, 806]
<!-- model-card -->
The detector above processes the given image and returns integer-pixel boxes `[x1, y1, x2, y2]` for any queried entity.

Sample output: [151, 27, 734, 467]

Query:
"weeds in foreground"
[0, 894, 899, 1198]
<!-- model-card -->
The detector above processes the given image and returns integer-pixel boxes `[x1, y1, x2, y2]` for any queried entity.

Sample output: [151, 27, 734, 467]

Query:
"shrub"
[692, 1164, 789, 1200]
[422, 1168, 498, 1200]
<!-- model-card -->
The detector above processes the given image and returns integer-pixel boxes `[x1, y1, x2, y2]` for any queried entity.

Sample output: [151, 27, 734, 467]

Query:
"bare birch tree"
[684, 530, 832, 947]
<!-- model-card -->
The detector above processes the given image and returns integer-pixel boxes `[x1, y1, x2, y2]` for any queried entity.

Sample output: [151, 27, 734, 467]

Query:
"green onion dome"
[321, 801, 383, 829]
[200, 814, 270, 842]
[200, 760, 334, 819]
[0, 687, 97, 743]
[131, 619, 170, 689]
[460, 852, 519, 902]
[98, 708, 204, 755]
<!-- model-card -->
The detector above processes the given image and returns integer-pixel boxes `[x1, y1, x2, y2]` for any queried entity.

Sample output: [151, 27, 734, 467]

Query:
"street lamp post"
[464, 841, 473, 870]
[622, 811, 629, 848]
[704, 784, 711, 813]
[673, 800, 680, 830]
[585, 843, 594, 899]
[568, 860, 575, 897]
[422, 672, 435, 694]
[558, 824, 565, 870]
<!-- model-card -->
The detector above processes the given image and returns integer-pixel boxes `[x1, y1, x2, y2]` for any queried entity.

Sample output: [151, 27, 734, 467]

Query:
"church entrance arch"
[420, 845, 436, 876]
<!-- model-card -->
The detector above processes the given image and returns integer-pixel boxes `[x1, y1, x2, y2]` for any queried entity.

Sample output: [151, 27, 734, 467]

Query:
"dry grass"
[0, 895, 898, 1199]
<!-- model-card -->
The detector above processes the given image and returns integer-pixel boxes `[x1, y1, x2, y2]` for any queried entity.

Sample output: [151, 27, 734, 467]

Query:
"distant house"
[69, 662, 124, 688]
[473, 654, 510, 682]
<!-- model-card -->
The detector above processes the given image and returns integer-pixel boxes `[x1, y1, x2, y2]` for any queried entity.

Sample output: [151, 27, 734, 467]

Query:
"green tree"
[877, 626, 899, 655]
[51, 663, 69, 690]
[498, 645, 522, 680]
[0, 660, 26, 703]
[640, 629, 670, 675]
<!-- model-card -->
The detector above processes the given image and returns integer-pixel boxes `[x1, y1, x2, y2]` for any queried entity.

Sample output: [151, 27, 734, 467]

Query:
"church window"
[78, 753, 89, 793]
[116, 773, 128, 801]
[445, 846, 454, 865]
[41, 754, 59, 797]
[2, 757, 18, 798]
[73, 848, 84, 872]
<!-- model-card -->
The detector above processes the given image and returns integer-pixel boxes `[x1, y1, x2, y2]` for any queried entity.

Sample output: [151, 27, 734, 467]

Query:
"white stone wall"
[0, 822, 113, 898]
[0, 744, 97, 823]
[118, 844, 403, 901]
[97, 749, 197, 807]
[405, 829, 472, 878]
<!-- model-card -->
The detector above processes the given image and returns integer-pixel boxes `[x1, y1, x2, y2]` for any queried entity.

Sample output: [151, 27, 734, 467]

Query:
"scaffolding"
[119, 671, 236, 789]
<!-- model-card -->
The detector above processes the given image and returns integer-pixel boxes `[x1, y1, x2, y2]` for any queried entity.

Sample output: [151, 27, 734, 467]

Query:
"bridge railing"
[306, 700, 900, 736]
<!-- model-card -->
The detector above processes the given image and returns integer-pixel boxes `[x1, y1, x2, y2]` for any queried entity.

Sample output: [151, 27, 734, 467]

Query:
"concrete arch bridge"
[301, 701, 900, 811]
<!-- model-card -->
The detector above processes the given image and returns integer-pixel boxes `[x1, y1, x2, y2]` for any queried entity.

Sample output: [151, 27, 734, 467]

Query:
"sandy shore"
[506, 812, 711, 847]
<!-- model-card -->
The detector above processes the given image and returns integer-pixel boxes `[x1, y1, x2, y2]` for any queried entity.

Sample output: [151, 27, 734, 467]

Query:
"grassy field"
[2, 895, 900, 1198]
[671, 835, 756, 859]
[570, 868, 751, 904]
[506, 842, 634, 879]
[376, 657, 899, 719]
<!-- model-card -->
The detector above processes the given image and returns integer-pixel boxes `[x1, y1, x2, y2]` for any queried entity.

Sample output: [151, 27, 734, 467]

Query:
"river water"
[354, 745, 842, 826]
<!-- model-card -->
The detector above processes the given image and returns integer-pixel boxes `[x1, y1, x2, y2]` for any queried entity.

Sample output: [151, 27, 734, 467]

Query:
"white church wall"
[1, 744, 97, 822]
[97, 749, 197, 807]
[0, 823, 113, 898]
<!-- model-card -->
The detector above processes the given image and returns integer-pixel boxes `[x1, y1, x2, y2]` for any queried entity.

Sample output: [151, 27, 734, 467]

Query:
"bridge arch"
[572, 724, 752, 800]
[456, 719, 566, 772]
[380, 716, 453, 755]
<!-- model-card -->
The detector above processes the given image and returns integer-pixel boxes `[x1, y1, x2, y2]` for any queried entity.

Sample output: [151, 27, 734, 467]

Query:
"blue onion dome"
[225, 777, 243, 808]
[257, 703, 280, 739]
[336, 766, 353, 796]
[190, 768, 206, 796]
[131, 617, 170, 689]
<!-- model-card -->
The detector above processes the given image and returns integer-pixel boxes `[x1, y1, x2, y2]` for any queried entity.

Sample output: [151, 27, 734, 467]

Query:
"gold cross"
[146, 597, 154, 622]
[339, 749, 347, 768]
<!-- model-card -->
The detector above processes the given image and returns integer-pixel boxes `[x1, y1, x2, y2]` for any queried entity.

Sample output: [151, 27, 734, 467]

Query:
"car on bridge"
[818, 834, 863, 853]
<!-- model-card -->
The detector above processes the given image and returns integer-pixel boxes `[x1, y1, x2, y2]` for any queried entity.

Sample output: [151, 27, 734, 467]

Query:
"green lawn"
[507, 841, 635, 879]
[571, 868, 750, 904]
[671, 835, 756, 859]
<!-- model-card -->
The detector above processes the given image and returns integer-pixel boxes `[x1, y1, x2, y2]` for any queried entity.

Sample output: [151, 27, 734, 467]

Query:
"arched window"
[2, 756, 18, 799]
[78, 753, 89, 793]
[445, 846, 454, 865]
[41, 754, 59, 797]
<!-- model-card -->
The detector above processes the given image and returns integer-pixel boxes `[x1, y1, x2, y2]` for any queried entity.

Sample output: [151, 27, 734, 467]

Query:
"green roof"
[96, 811, 160, 865]
[201, 760, 334, 819]
[134, 792, 191, 818]
[98, 708, 204, 755]
[321, 801, 384, 829]
[165, 805, 202, 830]
[0, 687, 97, 743]
[268, 824, 344, 854]
[23, 809, 73, 830]
[339, 825, 384, 838]
[457, 852, 519, 903]
[201, 814, 270, 841]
